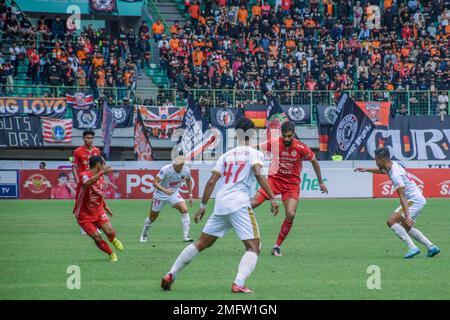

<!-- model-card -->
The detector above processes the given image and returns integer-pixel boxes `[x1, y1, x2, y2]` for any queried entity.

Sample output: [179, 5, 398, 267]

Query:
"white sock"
[390, 223, 417, 250]
[141, 217, 152, 236]
[234, 251, 258, 287]
[180, 213, 190, 239]
[408, 228, 433, 249]
[169, 244, 199, 278]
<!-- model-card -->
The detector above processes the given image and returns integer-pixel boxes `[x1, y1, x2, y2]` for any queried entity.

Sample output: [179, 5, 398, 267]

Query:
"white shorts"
[395, 200, 426, 222]
[151, 192, 185, 213]
[202, 207, 260, 241]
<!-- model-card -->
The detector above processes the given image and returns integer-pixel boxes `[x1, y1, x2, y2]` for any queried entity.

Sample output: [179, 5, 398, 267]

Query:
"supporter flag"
[111, 105, 134, 128]
[328, 94, 375, 160]
[210, 107, 240, 152]
[134, 110, 153, 161]
[280, 104, 311, 124]
[355, 101, 391, 127]
[42, 118, 73, 143]
[101, 101, 116, 160]
[72, 107, 102, 129]
[89, 0, 118, 13]
[244, 104, 267, 128]
[66, 92, 94, 110]
[316, 104, 338, 159]
[266, 97, 289, 129]
[176, 95, 218, 161]
[137, 106, 185, 139]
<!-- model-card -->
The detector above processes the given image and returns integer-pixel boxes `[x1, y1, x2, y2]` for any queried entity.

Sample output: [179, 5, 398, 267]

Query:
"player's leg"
[272, 196, 298, 256]
[173, 199, 193, 242]
[161, 214, 229, 290]
[231, 207, 260, 293]
[80, 222, 116, 262]
[100, 221, 124, 252]
[401, 203, 440, 257]
[140, 197, 164, 242]
[387, 209, 420, 258]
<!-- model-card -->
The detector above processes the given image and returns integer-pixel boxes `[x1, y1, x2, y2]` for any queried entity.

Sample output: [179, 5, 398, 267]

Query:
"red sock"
[107, 230, 116, 242]
[96, 240, 113, 255]
[276, 219, 293, 247]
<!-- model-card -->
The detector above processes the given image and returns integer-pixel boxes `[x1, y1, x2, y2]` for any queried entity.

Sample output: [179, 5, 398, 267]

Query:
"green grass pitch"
[0, 199, 449, 300]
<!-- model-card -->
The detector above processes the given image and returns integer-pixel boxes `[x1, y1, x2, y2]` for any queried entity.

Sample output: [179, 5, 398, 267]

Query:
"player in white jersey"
[355, 147, 440, 258]
[140, 155, 194, 243]
[161, 118, 279, 293]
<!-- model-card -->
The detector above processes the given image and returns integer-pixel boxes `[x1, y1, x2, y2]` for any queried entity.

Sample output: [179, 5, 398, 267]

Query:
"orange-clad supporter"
[96, 68, 106, 88]
[285, 38, 296, 51]
[252, 2, 262, 17]
[189, 2, 200, 20]
[238, 5, 248, 25]
[269, 41, 279, 59]
[152, 20, 164, 35]
[284, 16, 294, 29]
[324, 0, 333, 16]
[92, 53, 104, 68]
[192, 48, 204, 66]
[170, 23, 179, 35]
[304, 18, 316, 29]
[169, 36, 180, 50]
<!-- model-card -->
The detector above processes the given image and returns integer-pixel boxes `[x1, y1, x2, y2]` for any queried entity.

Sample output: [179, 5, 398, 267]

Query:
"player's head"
[374, 147, 391, 169]
[57, 172, 68, 184]
[172, 155, 186, 172]
[83, 129, 95, 147]
[281, 121, 295, 147]
[89, 155, 105, 170]
[235, 118, 256, 145]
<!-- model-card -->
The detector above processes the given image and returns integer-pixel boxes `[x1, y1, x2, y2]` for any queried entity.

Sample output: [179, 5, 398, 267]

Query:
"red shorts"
[257, 177, 300, 202]
[77, 212, 110, 236]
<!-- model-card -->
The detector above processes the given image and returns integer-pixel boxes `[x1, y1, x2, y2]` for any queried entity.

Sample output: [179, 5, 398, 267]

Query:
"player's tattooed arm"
[253, 163, 279, 216]
[153, 176, 174, 196]
[104, 203, 113, 217]
[397, 187, 414, 227]
[82, 165, 113, 186]
[311, 158, 328, 194]
[186, 178, 193, 207]
[194, 172, 221, 223]
[354, 168, 384, 174]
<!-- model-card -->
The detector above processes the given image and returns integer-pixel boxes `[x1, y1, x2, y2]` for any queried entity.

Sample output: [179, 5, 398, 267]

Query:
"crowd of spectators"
[0, 0, 153, 102]
[159, 0, 449, 99]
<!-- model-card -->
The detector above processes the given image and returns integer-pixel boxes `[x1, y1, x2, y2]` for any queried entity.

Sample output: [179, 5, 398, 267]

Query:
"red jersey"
[72, 146, 101, 177]
[264, 137, 315, 185]
[73, 171, 106, 221]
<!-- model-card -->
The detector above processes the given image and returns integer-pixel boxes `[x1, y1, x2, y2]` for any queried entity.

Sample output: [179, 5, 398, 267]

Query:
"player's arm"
[397, 187, 414, 227]
[354, 167, 385, 174]
[310, 158, 328, 194]
[104, 202, 113, 217]
[153, 176, 174, 196]
[253, 163, 279, 216]
[82, 165, 113, 187]
[186, 177, 193, 207]
[194, 172, 221, 223]
[72, 151, 80, 183]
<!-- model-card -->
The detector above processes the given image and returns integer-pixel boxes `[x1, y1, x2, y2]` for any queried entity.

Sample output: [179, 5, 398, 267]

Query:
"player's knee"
[387, 217, 395, 227]
[91, 233, 102, 242]
[286, 212, 296, 221]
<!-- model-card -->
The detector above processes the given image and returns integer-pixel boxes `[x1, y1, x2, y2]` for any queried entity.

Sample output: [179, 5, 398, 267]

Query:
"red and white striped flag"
[42, 118, 73, 143]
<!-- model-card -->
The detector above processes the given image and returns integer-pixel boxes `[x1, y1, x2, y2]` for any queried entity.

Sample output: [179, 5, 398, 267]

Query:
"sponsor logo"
[324, 105, 338, 124]
[112, 107, 127, 124]
[336, 114, 358, 151]
[288, 106, 305, 122]
[439, 180, 450, 196]
[77, 110, 98, 128]
[291, 150, 297, 157]
[169, 180, 181, 187]
[215, 109, 235, 128]
[24, 174, 52, 194]
[378, 173, 424, 196]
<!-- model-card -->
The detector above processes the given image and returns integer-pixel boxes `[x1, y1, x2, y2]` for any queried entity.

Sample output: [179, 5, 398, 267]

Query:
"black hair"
[58, 172, 68, 179]
[235, 118, 255, 132]
[281, 121, 295, 133]
[374, 147, 390, 160]
[89, 155, 104, 169]
[83, 129, 95, 137]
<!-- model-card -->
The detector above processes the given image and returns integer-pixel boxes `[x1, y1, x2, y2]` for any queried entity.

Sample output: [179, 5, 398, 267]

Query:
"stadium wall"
[1, 161, 449, 199]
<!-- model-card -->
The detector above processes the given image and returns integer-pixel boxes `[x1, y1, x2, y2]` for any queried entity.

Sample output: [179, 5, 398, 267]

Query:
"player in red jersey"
[252, 121, 328, 256]
[73, 155, 124, 262]
[72, 129, 102, 235]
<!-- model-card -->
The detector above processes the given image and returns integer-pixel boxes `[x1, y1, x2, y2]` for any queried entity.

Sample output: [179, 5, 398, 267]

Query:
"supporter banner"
[281, 104, 311, 124]
[42, 118, 73, 143]
[0, 116, 43, 148]
[134, 110, 153, 161]
[19, 169, 199, 199]
[209, 108, 239, 129]
[66, 92, 94, 110]
[355, 101, 391, 127]
[373, 168, 450, 198]
[244, 104, 267, 128]
[363, 116, 450, 161]
[266, 97, 289, 129]
[316, 104, 337, 160]
[102, 102, 116, 160]
[138, 105, 185, 139]
[317, 104, 338, 126]
[89, 0, 118, 13]
[111, 106, 134, 128]
[0, 98, 66, 119]
[72, 107, 102, 129]
[329, 94, 375, 160]
[0, 170, 19, 198]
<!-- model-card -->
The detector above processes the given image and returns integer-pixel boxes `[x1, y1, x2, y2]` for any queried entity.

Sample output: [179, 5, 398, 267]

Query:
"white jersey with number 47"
[212, 146, 264, 215]
[388, 161, 426, 204]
